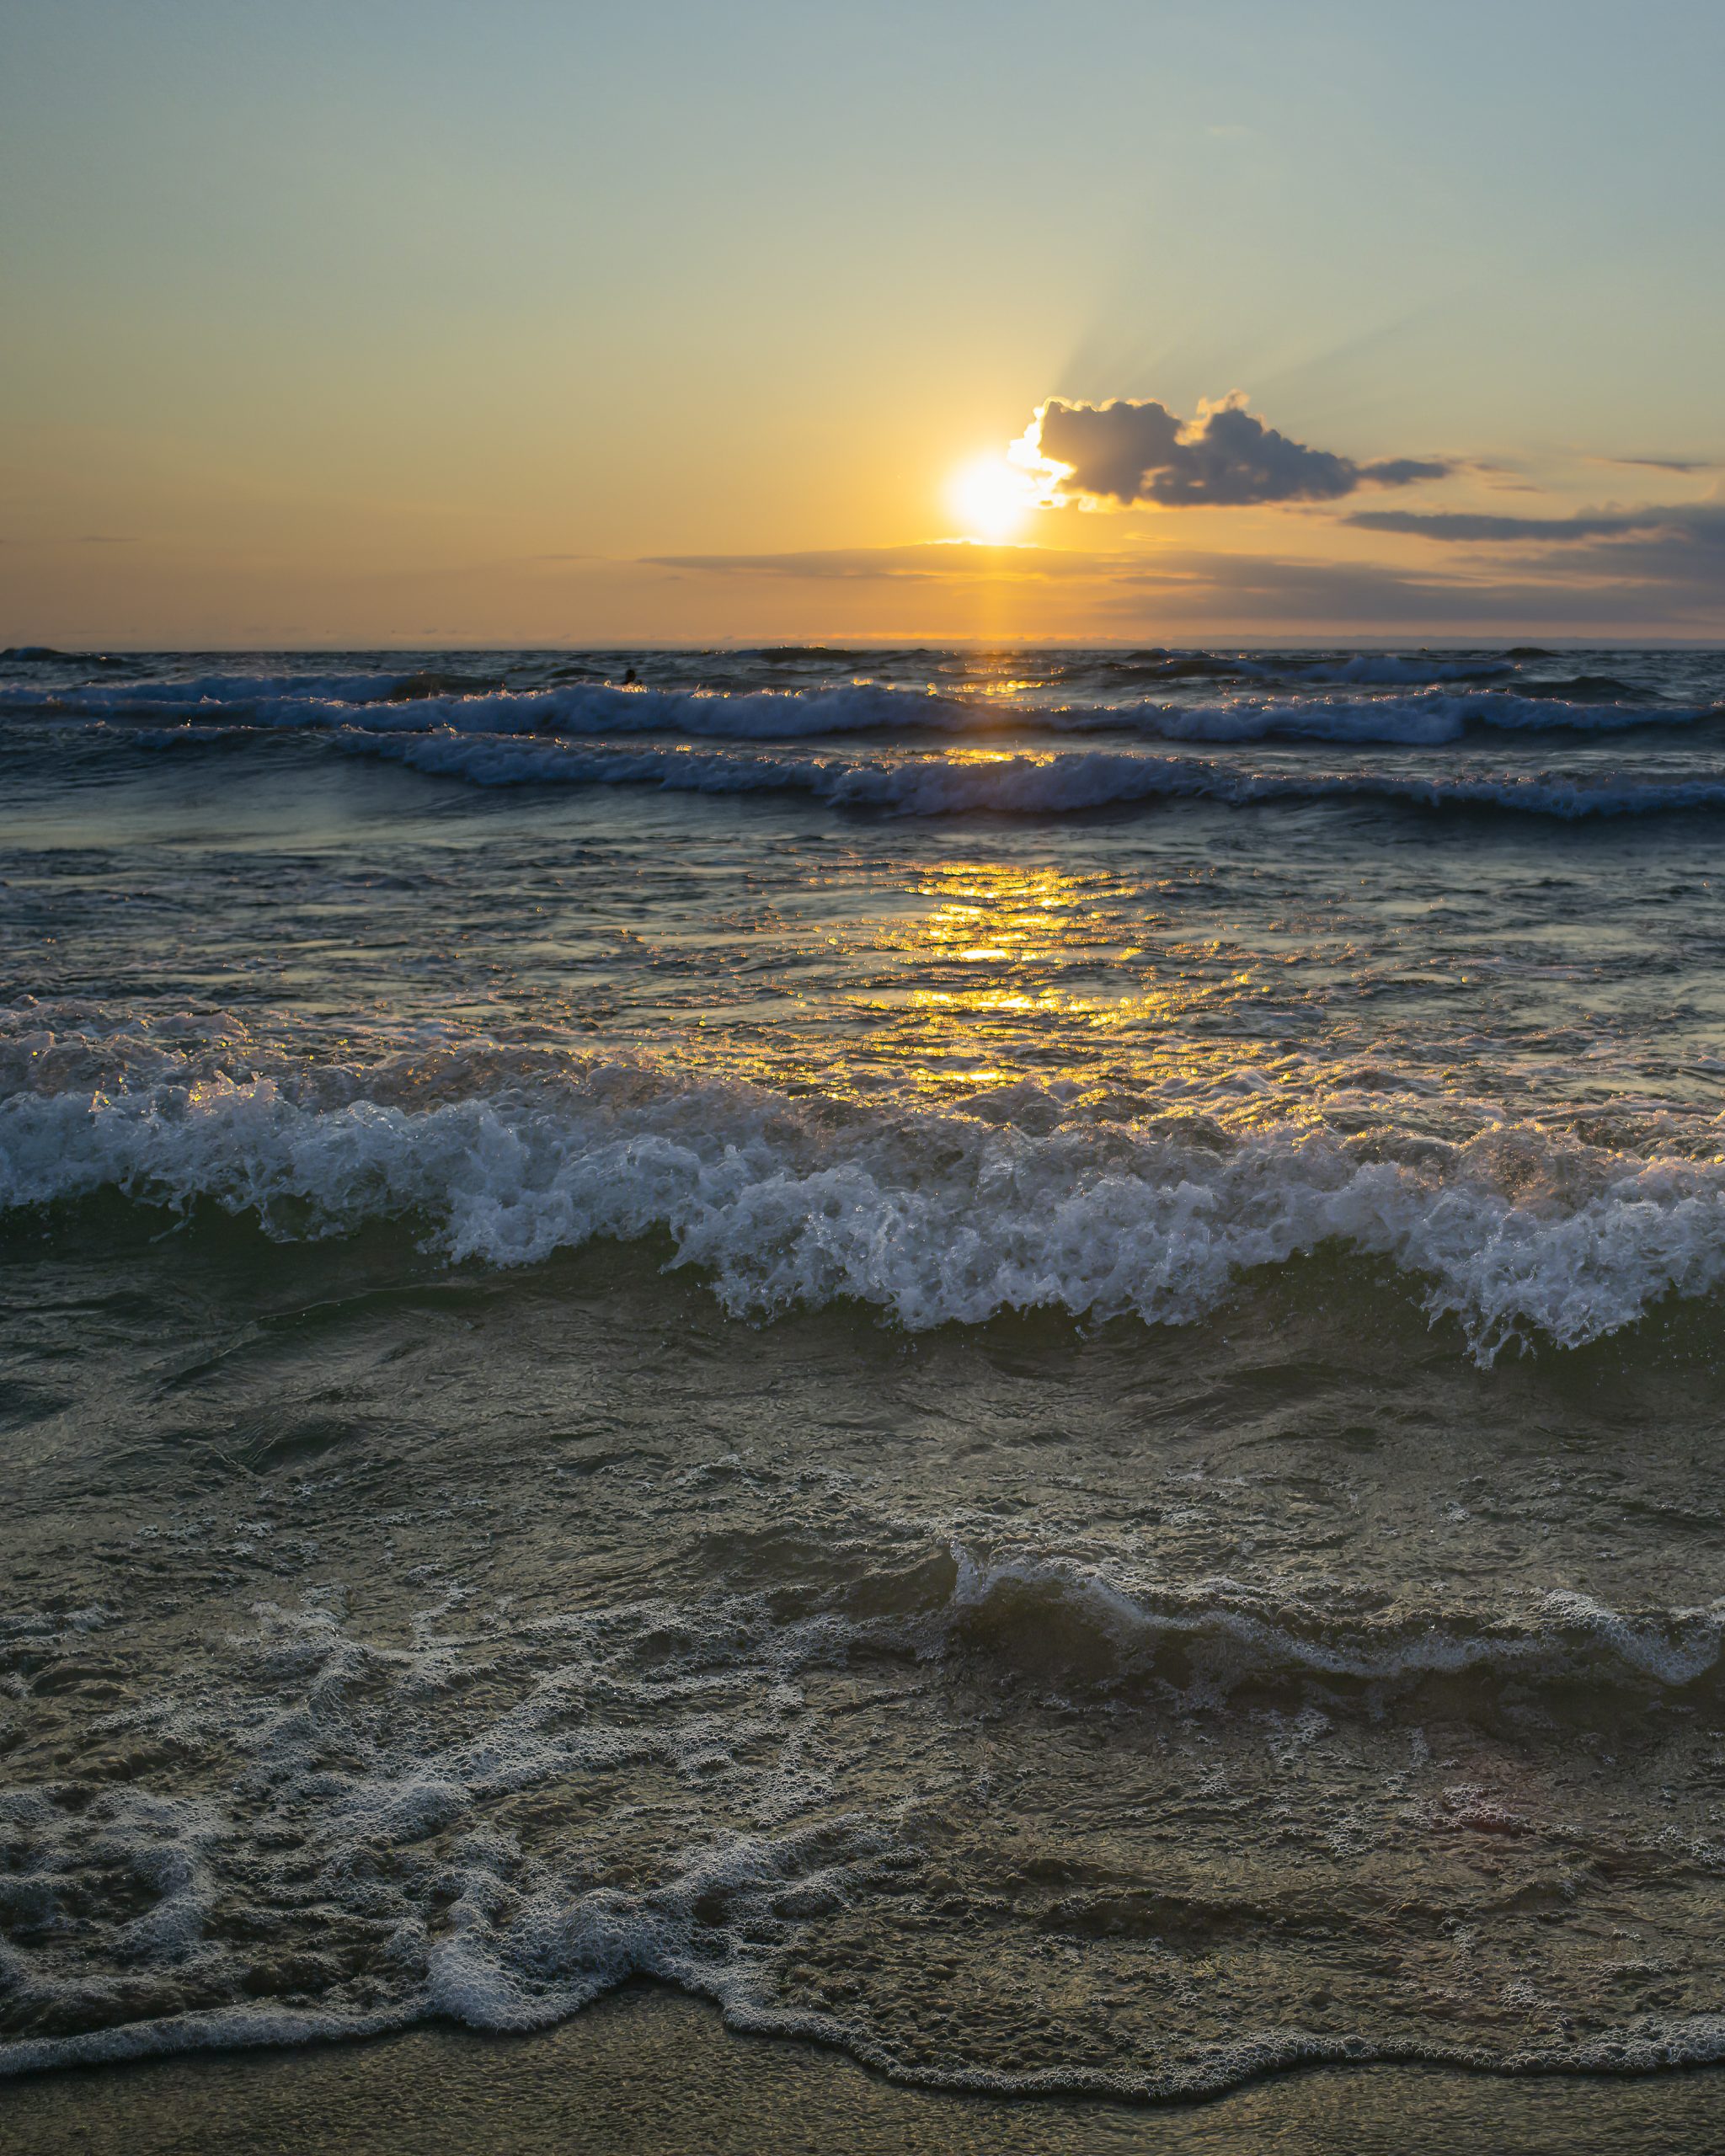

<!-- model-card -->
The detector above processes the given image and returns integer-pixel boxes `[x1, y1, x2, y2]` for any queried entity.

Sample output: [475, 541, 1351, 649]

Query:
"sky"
[2, 0, 1722, 646]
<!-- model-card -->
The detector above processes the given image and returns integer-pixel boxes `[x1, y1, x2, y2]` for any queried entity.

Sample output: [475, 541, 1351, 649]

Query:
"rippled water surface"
[3, 643, 1725, 2096]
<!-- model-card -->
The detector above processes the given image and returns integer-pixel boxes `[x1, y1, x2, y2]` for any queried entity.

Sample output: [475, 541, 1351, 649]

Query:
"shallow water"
[3, 643, 1725, 2096]
[10, 1989, 1725, 2155]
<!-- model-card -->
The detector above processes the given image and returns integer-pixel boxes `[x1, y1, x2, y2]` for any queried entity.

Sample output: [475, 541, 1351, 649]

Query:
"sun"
[947, 453, 1040, 543]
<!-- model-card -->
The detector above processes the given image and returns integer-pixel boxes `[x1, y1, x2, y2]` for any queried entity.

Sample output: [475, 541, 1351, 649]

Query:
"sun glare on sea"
[947, 453, 1039, 543]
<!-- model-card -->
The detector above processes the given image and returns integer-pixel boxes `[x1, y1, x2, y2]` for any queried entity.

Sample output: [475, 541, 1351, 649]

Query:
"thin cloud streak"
[1594, 456, 1720, 475]
[647, 545, 1130, 582]
[1346, 510, 1669, 543]
[1346, 504, 1725, 583]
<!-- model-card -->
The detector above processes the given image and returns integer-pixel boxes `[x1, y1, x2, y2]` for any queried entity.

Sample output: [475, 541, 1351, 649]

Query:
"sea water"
[3, 641, 1725, 2095]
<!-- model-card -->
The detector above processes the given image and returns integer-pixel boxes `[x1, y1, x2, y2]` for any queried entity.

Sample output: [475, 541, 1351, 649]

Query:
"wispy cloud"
[646, 544, 1127, 582]
[1593, 455, 1719, 475]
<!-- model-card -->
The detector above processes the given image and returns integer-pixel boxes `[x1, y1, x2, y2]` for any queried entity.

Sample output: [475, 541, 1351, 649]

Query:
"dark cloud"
[1097, 552, 1641, 627]
[1347, 506, 1725, 577]
[1028, 393, 1449, 508]
[643, 536, 1723, 631]
[1120, 513, 1725, 626]
[1549, 507, 1725, 590]
[1346, 509, 1668, 543]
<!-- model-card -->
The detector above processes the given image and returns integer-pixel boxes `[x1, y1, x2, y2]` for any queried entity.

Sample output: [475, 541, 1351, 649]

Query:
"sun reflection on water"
[591, 840, 1419, 1135]
[829, 860, 1193, 1100]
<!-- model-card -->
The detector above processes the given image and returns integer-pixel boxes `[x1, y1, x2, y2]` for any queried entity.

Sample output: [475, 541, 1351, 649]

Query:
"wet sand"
[4, 1987, 1722, 2156]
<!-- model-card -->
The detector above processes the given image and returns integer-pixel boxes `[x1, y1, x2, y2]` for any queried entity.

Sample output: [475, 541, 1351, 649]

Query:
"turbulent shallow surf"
[3, 642, 1725, 2097]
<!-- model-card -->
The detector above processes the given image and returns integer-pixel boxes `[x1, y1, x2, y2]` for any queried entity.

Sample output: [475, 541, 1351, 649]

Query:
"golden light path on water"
[731, 847, 1363, 1135]
[661, 803, 1698, 1160]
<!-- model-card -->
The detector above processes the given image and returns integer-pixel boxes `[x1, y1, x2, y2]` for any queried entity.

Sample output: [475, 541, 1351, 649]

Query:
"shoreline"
[5, 1988, 1725, 2156]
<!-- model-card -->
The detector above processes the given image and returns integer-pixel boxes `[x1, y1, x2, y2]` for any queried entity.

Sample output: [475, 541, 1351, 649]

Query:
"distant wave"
[0, 670, 430, 708]
[7, 1045, 1725, 1359]
[4, 673, 1712, 749]
[291, 728, 1725, 820]
[1254, 654, 1514, 686]
[1076, 691, 1715, 745]
[0, 676, 951, 737]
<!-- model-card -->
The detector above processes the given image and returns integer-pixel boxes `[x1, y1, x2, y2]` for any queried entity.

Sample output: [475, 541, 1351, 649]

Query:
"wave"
[1081, 691, 1713, 746]
[10, 1913, 1725, 2091]
[0, 676, 950, 738]
[0, 670, 430, 708]
[7, 670, 1712, 750]
[1264, 654, 1514, 686]
[943, 1550, 1725, 1694]
[305, 728, 1725, 820]
[6, 1051, 1725, 1358]
[1058, 654, 1514, 689]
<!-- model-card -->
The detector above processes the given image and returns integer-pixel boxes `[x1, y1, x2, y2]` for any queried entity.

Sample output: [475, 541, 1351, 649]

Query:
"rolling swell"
[12, 659, 1725, 826]
[320, 728, 1725, 819]
[6, 674, 1714, 744]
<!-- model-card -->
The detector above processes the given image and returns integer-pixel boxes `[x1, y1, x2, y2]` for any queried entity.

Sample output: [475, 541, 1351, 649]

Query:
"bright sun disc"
[948, 454, 1037, 542]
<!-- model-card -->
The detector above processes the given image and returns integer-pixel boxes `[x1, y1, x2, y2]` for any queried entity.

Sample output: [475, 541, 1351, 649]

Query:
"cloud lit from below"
[1013, 392, 1450, 509]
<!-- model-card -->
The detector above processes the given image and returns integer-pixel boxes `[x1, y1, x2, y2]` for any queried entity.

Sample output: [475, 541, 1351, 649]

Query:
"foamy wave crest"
[6, 1062, 1725, 1357]
[326, 729, 1725, 820]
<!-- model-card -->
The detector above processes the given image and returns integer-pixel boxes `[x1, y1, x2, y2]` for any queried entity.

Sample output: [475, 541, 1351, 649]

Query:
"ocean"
[4, 641, 1725, 2104]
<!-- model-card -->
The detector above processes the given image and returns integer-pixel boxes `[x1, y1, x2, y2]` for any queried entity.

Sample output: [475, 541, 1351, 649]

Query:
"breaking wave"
[6, 1041, 1725, 1359]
